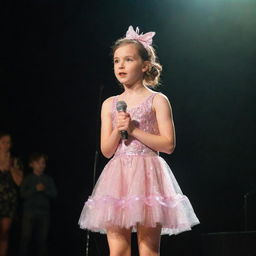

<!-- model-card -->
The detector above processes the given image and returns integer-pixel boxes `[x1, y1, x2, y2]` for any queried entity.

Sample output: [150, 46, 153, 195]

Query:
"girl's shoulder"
[103, 95, 117, 104]
[152, 92, 170, 103]
[152, 92, 172, 112]
[101, 95, 119, 113]
[102, 95, 117, 107]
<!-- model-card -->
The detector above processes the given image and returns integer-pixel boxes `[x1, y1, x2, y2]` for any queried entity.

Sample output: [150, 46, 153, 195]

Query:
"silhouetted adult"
[0, 132, 23, 256]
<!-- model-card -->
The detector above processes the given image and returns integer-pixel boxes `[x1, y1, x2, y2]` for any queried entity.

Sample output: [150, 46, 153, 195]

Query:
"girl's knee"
[107, 227, 131, 256]
[137, 225, 161, 256]
[138, 242, 160, 256]
[109, 246, 131, 256]
[109, 251, 130, 256]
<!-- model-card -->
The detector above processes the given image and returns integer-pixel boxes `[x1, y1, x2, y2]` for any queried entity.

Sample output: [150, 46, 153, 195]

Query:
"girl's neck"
[122, 83, 148, 96]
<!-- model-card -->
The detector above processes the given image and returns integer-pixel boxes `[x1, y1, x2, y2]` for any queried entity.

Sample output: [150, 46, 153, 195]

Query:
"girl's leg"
[107, 226, 132, 256]
[137, 224, 161, 256]
[0, 217, 12, 256]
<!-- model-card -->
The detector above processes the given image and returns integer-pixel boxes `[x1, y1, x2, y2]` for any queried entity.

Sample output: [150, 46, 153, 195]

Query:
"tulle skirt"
[78, 154, 199, 235]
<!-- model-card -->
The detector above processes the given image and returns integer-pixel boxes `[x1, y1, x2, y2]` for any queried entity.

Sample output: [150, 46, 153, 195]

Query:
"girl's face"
[0, 136, 12, 153]
[113, 44, 148, 87]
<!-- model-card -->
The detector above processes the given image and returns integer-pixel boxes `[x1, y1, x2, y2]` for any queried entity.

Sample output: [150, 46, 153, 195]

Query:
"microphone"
[116, 100, 128, 140]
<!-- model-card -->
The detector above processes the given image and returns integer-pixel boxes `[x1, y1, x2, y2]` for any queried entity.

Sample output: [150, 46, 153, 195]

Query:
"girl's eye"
[127, 58, 133, 61]
[113, 59, 119, 64]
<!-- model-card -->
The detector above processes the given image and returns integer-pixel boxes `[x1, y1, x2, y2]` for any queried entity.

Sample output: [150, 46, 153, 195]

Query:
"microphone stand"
[85, 85, 104, 256]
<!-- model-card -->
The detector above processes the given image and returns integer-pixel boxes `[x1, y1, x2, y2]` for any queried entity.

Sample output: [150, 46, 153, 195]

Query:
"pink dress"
[79, 93, 199, 235]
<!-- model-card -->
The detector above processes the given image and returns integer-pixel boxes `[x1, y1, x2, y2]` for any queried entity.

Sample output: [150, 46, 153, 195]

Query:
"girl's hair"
[0, 131, 11, 140]
[112, 39, 162, 87]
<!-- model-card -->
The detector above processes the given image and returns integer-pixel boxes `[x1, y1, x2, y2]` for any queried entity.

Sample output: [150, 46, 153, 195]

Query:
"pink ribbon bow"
[125, 26, 155, 48]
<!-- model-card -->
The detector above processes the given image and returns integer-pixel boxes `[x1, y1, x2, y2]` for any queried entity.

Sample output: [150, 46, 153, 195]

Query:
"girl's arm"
[100, 97, 121, 158]
[130, 93, 176, 154]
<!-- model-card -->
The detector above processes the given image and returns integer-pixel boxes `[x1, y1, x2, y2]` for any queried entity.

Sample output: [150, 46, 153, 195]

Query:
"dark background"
[1, 0, 256, 255]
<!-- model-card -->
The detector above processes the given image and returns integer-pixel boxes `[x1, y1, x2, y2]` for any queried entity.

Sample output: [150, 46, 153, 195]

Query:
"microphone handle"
[120, 130, 128, 140]
[117, 107, 128, 140]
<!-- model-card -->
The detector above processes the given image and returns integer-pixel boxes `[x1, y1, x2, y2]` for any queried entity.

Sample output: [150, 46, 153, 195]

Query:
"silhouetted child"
[19, 153, 57, 256]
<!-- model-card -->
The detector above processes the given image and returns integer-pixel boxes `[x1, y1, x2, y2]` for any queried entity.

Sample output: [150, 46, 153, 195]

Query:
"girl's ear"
[142, 61, 150, 73]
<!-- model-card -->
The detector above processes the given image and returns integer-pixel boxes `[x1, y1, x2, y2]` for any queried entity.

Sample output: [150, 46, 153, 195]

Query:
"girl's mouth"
[119, 72, 127, 77]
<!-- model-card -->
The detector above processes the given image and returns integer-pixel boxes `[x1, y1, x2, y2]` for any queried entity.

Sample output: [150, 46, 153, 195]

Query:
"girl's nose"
[119, 61, 125, 69]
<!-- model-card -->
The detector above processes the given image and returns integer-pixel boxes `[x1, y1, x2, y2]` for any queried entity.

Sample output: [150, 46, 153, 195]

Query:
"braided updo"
[112, 39, 162, 87]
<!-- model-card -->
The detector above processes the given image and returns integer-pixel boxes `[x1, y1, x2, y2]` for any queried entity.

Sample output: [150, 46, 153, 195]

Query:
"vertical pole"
[85, 85, 104, 255]
[244, 193, 248, 231]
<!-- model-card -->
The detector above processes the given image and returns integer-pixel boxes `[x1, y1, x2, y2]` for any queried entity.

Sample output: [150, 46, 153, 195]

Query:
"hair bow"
[125, 26, 155, 48]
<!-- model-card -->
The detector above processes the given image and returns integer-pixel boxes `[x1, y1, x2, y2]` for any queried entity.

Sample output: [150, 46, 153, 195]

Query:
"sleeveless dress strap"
[112, 95, 119, 113]
[148, 92, 159, 108]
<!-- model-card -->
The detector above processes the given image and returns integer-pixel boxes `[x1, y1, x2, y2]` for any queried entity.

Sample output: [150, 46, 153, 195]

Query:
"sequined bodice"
[112, 93, 159, 156]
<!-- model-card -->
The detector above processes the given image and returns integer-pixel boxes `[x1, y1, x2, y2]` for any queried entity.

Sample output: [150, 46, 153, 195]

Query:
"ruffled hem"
[86, 194, 187, 208]
[78, 155, 200, 235]
[78, 194, 199, 236]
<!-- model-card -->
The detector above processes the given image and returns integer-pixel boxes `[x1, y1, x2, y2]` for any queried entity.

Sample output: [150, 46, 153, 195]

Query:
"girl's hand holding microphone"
[116, 112, 134, 137]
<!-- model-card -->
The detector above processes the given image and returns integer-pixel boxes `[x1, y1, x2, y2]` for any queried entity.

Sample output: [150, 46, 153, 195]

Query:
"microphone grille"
[116, 101, 127, 112]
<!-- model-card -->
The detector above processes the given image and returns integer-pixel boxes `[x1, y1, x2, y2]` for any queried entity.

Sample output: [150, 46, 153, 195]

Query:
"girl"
[79, 26, 199, 256]
[0, 132, 23, 256]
